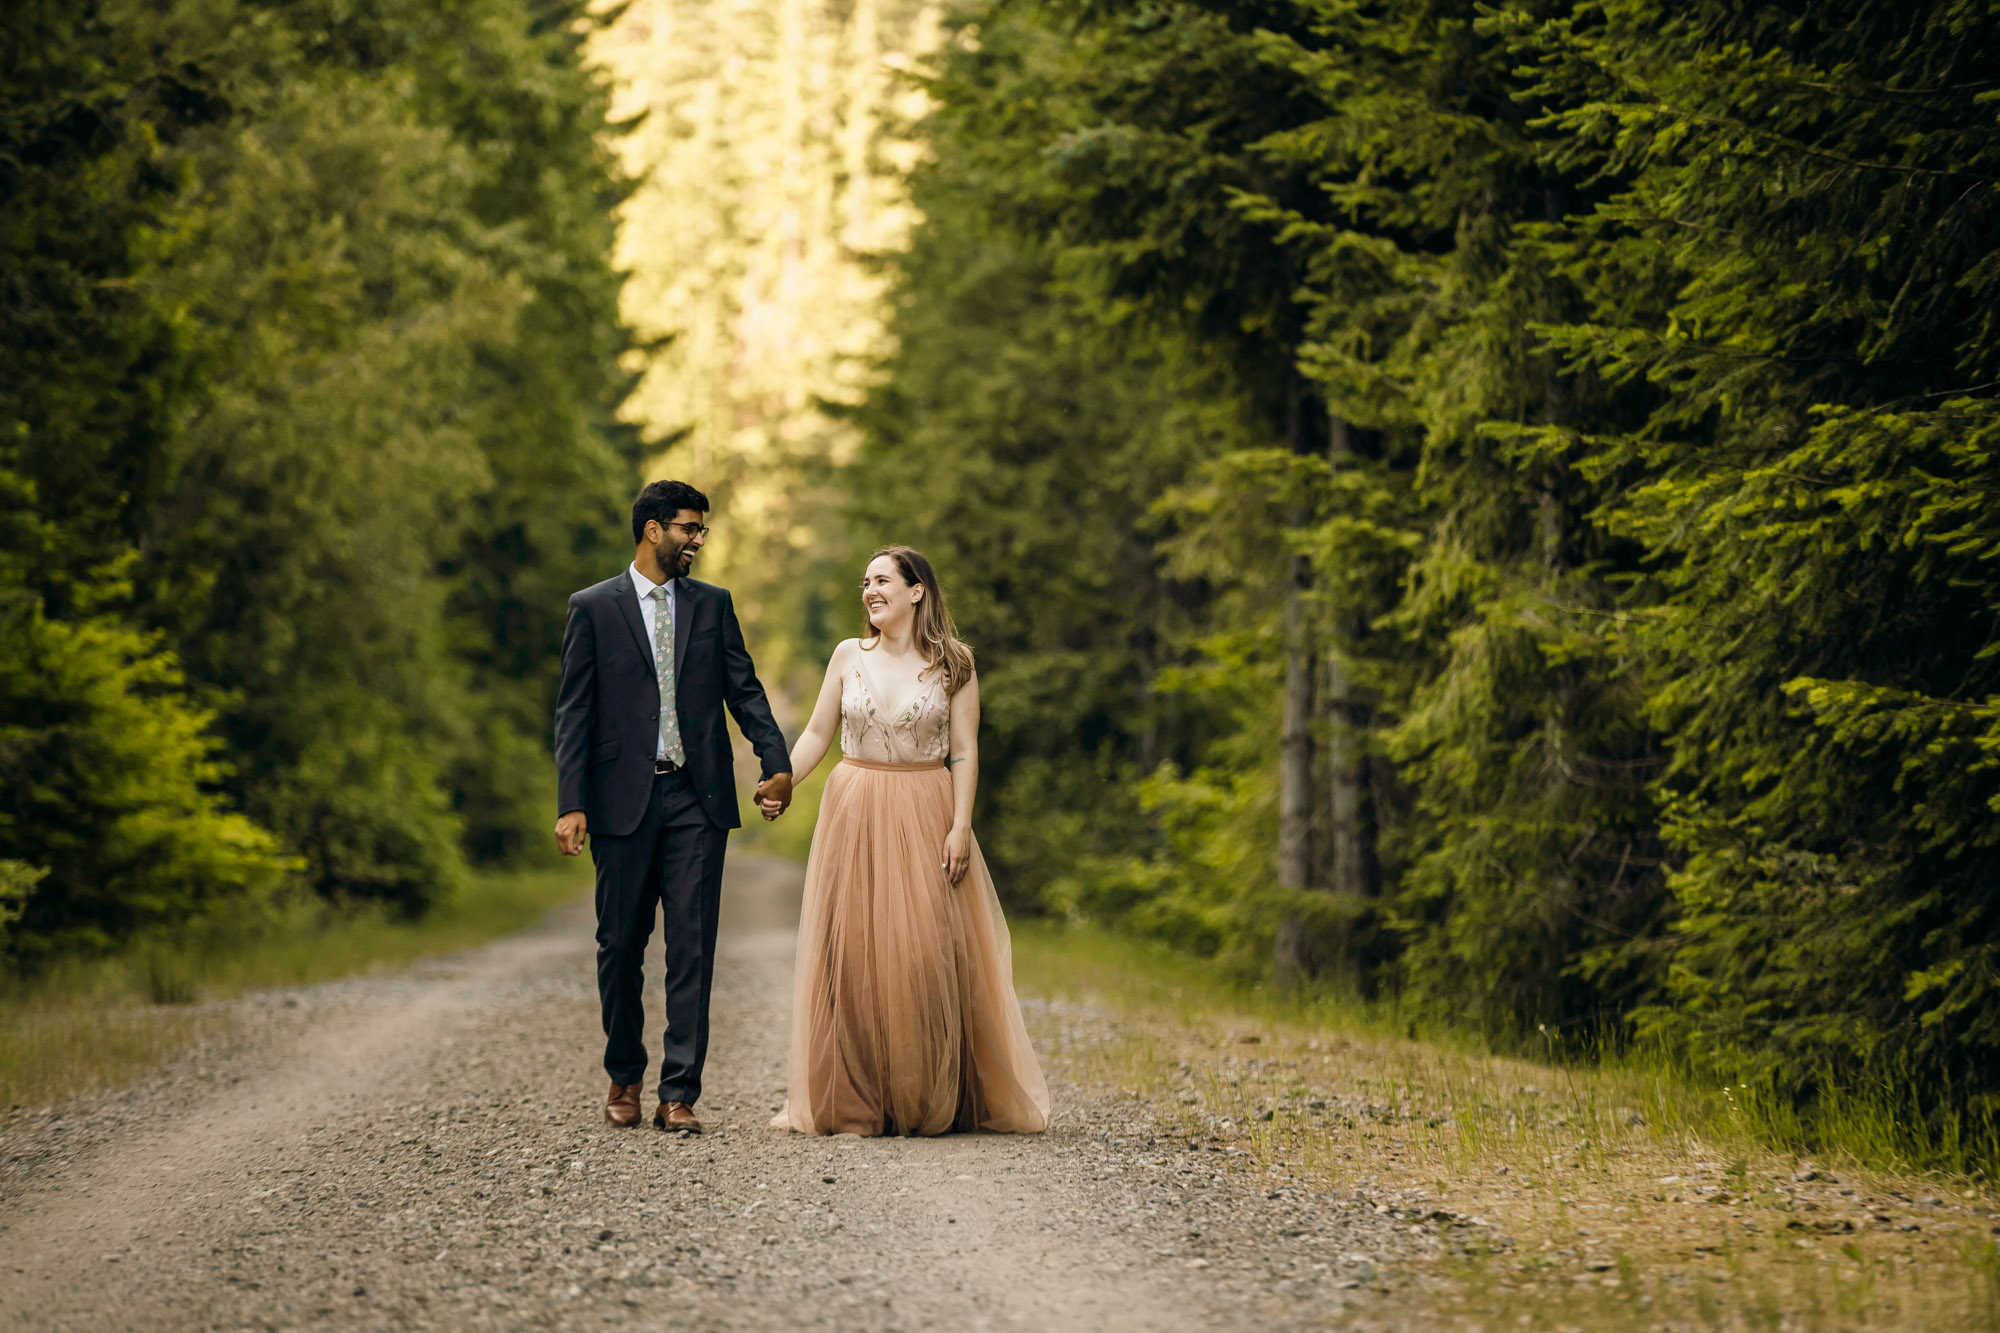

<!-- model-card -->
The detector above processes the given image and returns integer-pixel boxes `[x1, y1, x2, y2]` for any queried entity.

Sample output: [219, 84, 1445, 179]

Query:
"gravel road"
[1, 856, 1423, 1331]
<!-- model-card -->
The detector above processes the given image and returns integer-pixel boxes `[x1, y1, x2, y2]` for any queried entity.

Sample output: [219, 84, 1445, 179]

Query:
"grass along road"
[1016, 923, 2000, 1330]
[0, 867, 590, 1111]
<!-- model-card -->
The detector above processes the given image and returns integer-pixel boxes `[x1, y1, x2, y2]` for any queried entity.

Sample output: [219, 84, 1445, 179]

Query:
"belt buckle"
[654, 758, 678, 775]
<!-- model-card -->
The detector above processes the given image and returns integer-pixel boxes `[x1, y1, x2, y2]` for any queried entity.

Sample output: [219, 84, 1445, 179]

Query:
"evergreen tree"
[0, 0, 636, 952]
[1248, 0, 1672, 1035]
[1526, 0, 2000, 1110]
[592, 0, 941, 684]
[1, 0, 298, 955]
[860, 0, 2000, 1120]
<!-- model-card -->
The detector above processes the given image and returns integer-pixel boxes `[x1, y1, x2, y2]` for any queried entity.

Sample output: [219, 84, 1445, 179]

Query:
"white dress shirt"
[629, 563, 674, 760]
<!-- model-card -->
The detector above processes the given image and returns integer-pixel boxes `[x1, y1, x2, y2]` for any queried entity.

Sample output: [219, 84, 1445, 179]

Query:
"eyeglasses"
[658, 520, 710, 539]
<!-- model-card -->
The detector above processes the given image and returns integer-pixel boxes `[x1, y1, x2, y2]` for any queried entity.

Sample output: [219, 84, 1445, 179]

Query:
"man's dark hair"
[632, 480, 711, 543]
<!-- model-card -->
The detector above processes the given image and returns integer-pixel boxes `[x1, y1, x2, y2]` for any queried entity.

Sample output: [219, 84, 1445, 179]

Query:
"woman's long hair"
[861, 546, 976, 696]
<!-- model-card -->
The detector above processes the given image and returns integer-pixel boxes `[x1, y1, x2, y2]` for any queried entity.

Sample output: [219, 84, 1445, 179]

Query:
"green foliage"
[850, 120, 1261, 903]
[0, 588, 293, 957]
[859, 0, 2000, 1152]
[870, 0, 1668, 1034]
[1517, 0, 2000, 1114]
[590, 0, 939, 692]
[1236, 0, 1674, 1044]
[0, 0, 634, 957]
[0, 863, 39, 954]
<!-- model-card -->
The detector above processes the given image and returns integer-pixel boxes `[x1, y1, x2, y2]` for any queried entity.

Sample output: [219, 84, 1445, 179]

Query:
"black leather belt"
[653, 758, 683, 775]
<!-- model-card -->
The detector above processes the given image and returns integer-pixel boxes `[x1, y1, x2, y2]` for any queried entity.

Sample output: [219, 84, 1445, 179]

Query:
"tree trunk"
[1137, 567, 1160, 774]
[1274, 379, 1317, 985]
[1277, 554, 1314, 891]
[1321, 414, 1375, 898]
[1323, 639, 1371, 897]
[1276, 372, 1316, 892]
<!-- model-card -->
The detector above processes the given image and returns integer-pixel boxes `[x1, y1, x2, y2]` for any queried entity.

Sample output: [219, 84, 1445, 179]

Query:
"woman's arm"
[942, 672, 980, 883]
[761, 642, 851, 818]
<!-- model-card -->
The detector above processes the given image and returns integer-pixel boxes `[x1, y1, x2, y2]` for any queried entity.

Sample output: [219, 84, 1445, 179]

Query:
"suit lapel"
[671, 579, 694, 701]
[612, 577, 657, 682]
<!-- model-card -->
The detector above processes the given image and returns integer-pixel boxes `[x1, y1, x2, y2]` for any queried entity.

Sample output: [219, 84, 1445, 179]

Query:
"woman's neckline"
[854, 648, 940, 721]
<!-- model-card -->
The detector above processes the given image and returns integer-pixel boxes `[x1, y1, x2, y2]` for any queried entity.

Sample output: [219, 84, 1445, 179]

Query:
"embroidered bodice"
[841, 654, 951, 764]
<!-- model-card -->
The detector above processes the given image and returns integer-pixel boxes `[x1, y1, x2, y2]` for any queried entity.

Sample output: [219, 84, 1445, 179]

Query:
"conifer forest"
[6, 0, 2000, 1164]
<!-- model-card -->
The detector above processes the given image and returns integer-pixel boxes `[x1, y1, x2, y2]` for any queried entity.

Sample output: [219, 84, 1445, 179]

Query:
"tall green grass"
[0, 866, 589, 1110]
[1011, 919, 2000, 1184]
[1014, 920, 2000, 1330]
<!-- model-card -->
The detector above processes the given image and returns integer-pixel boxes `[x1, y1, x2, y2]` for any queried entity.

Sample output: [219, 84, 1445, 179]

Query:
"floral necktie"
[651, 585, 685, 766]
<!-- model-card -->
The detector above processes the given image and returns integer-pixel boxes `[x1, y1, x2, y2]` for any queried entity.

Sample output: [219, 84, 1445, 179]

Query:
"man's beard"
[654, 539, 692, 575]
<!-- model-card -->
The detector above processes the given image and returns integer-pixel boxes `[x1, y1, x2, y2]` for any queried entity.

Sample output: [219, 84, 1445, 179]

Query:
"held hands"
[554, 811, 588, 857]
[942, 824, 971, 885]
[755, 772, 794, 821]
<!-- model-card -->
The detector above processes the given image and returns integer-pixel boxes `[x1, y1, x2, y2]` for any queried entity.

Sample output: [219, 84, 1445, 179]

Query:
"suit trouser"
[591, 769, 729, 1104]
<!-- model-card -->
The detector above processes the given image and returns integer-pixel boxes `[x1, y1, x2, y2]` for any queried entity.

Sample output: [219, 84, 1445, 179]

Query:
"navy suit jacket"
[552, 572, 790, 835]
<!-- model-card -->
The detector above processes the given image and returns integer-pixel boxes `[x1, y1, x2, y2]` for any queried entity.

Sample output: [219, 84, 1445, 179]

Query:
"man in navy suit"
[552, 479, 792, 1133]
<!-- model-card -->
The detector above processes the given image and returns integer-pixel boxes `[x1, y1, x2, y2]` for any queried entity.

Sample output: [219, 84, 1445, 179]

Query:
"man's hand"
[754, 772, 794, 821]
[555, 811, 588, 856]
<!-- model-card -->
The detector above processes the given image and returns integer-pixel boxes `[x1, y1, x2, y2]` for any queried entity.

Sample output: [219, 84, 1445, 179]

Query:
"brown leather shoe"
[653, 1100, 702, 1134]
[605, 1081, 642, 1128]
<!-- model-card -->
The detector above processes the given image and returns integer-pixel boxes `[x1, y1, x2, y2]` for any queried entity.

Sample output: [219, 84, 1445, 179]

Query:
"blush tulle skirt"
[772, 756, 1051, 1136]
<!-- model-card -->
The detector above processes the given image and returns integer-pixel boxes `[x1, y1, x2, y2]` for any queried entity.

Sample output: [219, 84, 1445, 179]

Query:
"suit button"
[649, 710, 659, 720]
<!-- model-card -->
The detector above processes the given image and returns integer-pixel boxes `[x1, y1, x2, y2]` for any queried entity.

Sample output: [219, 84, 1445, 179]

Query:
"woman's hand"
[942, 824, 972, 885]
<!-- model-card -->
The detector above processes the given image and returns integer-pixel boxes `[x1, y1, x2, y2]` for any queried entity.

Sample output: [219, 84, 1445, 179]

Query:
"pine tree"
[1526, 0, 2000, 1109]
[1, 0, 637, 950]
[592, 0, 942, 681]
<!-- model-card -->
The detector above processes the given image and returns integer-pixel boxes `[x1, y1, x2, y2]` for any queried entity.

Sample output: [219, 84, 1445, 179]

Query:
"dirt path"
[0, 857, 1417, 1331]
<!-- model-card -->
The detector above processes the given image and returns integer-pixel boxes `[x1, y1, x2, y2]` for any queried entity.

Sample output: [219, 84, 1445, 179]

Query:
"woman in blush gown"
[766, 546, 1049, 1136]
